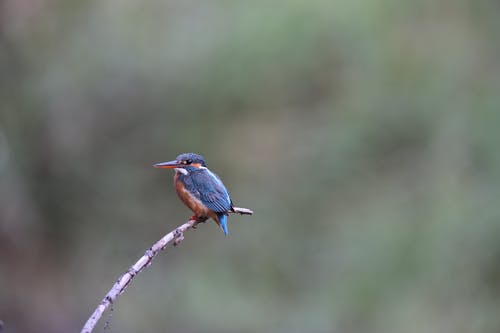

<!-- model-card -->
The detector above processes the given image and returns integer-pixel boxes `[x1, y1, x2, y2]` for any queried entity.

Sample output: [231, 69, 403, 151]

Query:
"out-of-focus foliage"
[1, 0, 500, 332]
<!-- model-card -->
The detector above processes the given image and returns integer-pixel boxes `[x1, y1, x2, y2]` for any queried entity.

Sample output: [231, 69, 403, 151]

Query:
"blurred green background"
[1, 0, 500, 332]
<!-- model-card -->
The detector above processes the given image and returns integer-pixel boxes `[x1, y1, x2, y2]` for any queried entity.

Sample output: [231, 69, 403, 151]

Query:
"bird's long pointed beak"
[153, 160, 180, 169]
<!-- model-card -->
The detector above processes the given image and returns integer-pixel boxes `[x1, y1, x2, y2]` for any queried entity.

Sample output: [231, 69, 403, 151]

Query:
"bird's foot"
[189, 215, 208, 229]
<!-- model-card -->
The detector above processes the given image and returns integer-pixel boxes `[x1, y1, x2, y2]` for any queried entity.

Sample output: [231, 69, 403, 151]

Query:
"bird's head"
[154, 153, 207, 173]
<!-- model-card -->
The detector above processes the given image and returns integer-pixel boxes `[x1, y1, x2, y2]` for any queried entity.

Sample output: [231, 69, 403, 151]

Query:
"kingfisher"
[154, 153, 236, 235]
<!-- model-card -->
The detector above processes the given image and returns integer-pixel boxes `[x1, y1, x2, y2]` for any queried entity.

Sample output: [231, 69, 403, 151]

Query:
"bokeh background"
[2, 0, 500, 332]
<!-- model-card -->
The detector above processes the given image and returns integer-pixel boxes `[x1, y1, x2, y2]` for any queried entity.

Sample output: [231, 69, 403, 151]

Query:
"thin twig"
[80, 207, 253, 333]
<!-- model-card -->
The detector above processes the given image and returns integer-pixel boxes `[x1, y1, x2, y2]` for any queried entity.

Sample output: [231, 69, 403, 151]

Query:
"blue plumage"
[217, 214, 228, 235]
[177, 167, 232, 213]
[154, 153, 235, 235]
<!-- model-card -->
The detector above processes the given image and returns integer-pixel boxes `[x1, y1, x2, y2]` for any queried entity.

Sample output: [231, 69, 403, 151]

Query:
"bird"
[154, 153, 235, 235]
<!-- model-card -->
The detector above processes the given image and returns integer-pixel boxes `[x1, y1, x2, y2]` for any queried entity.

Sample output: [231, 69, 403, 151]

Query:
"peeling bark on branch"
[80, 207, 253, 333]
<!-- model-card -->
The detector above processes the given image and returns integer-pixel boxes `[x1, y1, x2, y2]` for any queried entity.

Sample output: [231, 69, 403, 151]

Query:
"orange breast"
[174, 173, 218, 221]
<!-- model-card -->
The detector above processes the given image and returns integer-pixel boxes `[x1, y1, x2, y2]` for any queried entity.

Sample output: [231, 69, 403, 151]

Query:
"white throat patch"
[175, 168, 188, 175]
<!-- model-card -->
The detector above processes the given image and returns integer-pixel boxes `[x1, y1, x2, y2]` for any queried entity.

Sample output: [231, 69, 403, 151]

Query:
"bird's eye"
[185, 159, 193, 165]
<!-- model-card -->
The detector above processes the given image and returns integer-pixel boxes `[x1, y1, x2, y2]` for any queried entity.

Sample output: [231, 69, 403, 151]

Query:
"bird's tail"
[217, 213, 229, 236]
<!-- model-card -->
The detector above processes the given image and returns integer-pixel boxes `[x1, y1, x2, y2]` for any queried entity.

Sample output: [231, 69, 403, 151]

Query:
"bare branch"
[80, 207, 253, 333]
[231, 206, 254, 215]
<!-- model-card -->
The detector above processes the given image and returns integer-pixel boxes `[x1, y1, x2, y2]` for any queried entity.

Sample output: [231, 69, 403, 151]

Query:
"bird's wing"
[183, 169, 232, 213]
